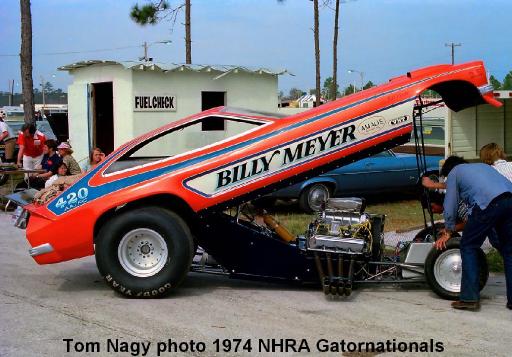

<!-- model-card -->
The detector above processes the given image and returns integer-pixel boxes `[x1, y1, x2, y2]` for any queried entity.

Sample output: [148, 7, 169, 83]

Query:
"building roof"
[58, 60, 291, 77]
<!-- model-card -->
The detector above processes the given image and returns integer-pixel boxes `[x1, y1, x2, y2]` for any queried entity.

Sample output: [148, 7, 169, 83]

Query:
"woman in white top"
[479, 143, 512, 182]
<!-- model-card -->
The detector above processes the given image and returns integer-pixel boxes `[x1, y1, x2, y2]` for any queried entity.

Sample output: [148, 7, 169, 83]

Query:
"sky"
[1, 0, 511, 95]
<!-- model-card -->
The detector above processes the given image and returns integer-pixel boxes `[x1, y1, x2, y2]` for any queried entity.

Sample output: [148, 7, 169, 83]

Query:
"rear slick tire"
[424, 237, 488, 300]
[95, 207, 194, 298]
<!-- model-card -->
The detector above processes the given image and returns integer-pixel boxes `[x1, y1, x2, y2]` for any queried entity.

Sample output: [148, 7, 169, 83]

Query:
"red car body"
[25, 61, 500, 265]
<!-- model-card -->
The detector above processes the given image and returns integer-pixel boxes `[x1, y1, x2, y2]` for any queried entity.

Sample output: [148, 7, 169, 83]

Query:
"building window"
[201, 91, 226, 131]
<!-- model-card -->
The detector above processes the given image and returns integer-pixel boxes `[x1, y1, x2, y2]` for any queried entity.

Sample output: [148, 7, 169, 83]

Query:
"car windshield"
[412, 124, 445, 145]
[6, 120, 57, 140]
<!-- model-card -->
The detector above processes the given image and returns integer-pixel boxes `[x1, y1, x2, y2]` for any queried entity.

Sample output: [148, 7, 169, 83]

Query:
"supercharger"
[306, 198, 376, 255]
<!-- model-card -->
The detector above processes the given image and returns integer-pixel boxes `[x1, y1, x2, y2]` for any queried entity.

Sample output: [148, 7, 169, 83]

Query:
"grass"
[486, 248, 504, 273]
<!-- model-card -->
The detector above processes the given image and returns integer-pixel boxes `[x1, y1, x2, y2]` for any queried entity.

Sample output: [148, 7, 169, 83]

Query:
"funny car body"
[14, 61, 501, 299]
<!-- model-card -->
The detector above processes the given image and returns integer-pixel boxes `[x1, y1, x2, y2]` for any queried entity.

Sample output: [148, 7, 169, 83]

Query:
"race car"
[15, 61, 500, 298]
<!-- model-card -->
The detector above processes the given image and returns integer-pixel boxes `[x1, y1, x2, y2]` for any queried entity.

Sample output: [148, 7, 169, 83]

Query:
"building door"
[92, 82, 114, 154]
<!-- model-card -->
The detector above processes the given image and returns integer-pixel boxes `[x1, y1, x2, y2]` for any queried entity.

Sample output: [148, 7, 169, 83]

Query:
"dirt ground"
[0, 212, 511, 357]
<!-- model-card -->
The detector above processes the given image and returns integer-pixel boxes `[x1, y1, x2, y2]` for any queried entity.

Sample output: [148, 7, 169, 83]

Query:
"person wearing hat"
[34, 110, 43, 121]
[57, 142, 82, 175]
[0, 111, 16, 162]
[17, 123, 46, 170]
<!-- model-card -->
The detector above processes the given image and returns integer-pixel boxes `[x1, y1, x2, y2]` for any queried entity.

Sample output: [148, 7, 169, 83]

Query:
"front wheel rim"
[117, 228, 169, 277]
[433, 249, 462, 293]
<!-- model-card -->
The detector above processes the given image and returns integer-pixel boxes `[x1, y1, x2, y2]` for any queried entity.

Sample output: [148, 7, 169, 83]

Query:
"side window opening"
[202, 116, 225, 131]
[105, 116, 263, 174]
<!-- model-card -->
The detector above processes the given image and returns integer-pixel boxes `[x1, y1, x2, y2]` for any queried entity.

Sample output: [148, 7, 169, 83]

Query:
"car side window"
[105, 116, 263, 173]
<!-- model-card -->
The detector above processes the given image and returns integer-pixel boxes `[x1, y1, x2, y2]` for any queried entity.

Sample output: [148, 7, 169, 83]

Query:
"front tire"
[95, 207, 194, 298]
[424, 237, 488, 300]
[299, 183, 330, 213]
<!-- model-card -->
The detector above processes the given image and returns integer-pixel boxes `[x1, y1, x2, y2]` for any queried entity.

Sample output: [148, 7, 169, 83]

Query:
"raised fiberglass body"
[24, 61, 499, 277]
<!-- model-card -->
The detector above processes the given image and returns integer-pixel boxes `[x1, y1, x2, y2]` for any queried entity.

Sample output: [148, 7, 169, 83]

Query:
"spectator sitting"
[45, 162, 69, 188]
[0, 111, 16, 162]
[83, 147, 105, 172]
[29, 139, 62, 190]
[17, 122, 46, 171]
[57, 142, 82, 175]
[479, 143, 512, 182]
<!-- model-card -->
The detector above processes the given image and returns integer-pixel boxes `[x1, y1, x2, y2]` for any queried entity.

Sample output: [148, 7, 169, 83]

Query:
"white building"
[59, 60, 288, 162]
[297, 94, 324, 109]
[447, 90, 512, 159]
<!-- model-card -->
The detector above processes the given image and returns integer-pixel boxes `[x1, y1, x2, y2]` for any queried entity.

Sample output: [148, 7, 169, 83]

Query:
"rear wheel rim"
[117, 228, 168, 277]
[308, 185, 329, 211]
[434, 249, 462, 293]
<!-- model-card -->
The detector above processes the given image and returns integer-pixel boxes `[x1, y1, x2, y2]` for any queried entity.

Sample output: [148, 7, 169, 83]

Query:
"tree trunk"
[314, 0, 320, 107]
[332, 0, 340, 101]
[20, 0, 34, 124]
[185, 0, 192, 64]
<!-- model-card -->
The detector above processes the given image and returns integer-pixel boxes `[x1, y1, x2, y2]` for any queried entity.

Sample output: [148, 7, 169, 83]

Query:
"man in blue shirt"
[435, 156, 512, 311]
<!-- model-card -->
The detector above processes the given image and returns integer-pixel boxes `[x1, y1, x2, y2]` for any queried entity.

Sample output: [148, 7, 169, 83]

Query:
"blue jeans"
[460, 194, 512, 303]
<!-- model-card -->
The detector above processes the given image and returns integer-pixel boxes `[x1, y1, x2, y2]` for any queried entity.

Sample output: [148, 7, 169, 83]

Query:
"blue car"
[270, 150, 442, 212]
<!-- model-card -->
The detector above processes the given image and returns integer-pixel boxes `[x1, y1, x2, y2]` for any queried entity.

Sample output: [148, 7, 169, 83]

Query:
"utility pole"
[348, 69, 364, 92]
[445, 42, 462, 65]
[313, 0, 321, 107]
[143, 41, 148, 62]
[140, 40, 171, 62]
[8, 80, 14, 106]
[185, 0, 191, 64]
[40, 76, 46, 113]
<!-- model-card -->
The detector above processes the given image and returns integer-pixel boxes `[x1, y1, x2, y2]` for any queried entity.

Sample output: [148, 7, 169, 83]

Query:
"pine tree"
[489, 75, 502, 90]
[502, 72, 512, 90]
[130, 1, 192, 64]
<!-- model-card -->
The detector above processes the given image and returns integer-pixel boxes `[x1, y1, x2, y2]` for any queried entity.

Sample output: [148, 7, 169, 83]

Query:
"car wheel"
[426, 171, 440, 182]
[299, 183, 330, 213]
[413, 223, 453, 243]
[95, 207, 194, 298]
[424, 237, 488, 300]
[418, 171, 440, 189]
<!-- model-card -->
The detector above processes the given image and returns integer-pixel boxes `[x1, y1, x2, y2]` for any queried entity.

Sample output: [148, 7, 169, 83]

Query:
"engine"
[306, 198, 381, 256]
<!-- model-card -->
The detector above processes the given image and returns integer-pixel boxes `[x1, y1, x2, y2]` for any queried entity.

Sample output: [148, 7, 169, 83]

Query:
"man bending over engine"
[434, 156, 512, 311]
